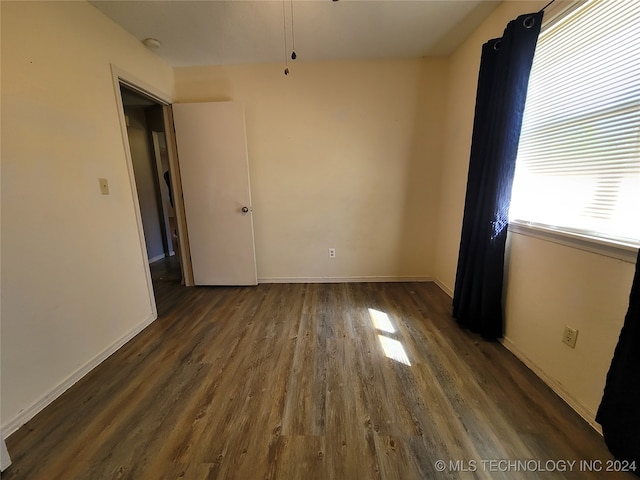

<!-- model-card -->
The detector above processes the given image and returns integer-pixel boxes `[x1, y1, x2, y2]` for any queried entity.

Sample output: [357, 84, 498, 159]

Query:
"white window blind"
[510, 0, 640, 247]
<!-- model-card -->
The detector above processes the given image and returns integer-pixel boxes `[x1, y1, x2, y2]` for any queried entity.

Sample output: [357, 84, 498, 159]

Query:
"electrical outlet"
[562, 326, 578, 348]
[328, 248, 336, 259]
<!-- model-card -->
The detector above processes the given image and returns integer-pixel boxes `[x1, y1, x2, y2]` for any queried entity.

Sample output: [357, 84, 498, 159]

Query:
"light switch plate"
[99, 178, 110, 195]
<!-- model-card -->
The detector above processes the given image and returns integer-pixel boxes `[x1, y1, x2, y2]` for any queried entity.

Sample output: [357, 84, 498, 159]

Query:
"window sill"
[508, 221, 638, 264]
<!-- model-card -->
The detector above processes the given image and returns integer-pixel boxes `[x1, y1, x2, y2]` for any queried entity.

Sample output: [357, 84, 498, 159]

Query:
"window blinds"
[509, 0, 640, 246]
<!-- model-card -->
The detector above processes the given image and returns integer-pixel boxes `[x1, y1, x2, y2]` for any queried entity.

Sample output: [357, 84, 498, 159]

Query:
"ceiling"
[90, 0, 501, 67]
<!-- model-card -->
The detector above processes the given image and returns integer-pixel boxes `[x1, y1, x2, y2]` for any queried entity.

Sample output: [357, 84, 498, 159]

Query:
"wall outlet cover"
[562, 326, 579, 348]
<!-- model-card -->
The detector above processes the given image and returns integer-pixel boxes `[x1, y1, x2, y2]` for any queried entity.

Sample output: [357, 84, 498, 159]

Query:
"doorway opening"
[121, 87, 174, 256]
[117, 82, 191, 310]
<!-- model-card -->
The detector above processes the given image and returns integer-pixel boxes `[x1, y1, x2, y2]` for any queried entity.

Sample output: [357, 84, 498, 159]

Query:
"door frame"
[110, 66, 195, 307]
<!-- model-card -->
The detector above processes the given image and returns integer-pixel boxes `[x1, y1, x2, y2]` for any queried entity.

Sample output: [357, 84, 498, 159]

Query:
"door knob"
[241, 206, 249, 214]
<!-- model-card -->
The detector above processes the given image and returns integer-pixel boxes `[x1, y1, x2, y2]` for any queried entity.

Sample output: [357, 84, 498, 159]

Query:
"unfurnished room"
[1, 0, 639, 478]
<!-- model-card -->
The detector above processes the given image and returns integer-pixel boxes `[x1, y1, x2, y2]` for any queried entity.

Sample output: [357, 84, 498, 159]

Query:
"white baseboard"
[1, 312, 158, 438]
[258, 276, 433, 284]
[501, 336, 602, 434]
[149, 253, 166, 264]
[433, 278, 453, 298]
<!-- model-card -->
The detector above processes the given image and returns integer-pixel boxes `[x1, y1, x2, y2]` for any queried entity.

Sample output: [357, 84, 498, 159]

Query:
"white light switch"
[99, 178, 110, 195]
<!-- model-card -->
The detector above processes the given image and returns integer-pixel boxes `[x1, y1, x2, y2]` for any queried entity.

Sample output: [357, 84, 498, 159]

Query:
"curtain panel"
[597, 251, 640, 473]
[452, 12, 543, 339]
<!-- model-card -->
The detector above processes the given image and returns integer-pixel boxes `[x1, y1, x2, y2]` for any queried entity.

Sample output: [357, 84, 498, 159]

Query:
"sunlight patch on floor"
[368, 308, 411, 366]
[377, 335, 411, 366]
[368, 308, 395, 333]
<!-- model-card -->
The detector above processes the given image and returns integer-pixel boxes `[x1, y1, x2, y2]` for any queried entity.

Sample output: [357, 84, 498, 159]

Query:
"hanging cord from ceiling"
[290, 0, 297, 60]
[282, 0, 299, 75]
[282, 0, 289, 75]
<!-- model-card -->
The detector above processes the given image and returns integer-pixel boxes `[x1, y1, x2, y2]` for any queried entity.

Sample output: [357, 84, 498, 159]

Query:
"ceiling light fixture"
[142, 38, 161, 49]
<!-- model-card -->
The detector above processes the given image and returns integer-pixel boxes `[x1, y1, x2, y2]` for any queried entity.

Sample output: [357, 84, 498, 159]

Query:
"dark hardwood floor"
[4, 256, 631, 479]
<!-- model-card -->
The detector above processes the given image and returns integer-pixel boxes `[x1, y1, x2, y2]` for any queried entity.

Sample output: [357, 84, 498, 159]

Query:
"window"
[510, 0, 640, 248]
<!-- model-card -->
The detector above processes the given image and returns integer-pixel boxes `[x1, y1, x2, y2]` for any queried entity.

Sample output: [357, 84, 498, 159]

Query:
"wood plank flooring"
[4, 256, 631, 479]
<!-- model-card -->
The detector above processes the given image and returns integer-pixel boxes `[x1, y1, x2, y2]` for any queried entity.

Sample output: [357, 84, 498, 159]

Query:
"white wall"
[1, 1, 173, 434]
[434, 0, 636, 428]
[174, 59, 447, 282]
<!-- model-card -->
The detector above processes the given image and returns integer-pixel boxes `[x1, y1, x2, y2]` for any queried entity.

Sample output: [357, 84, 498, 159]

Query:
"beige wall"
[504, 233, 635, 427]
[1, 1, 173, 432]
[435, 0, 636, 428]
[174, 59, 447, 281]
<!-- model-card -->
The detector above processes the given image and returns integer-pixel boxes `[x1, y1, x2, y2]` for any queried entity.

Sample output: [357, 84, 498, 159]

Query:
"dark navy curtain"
[597, 251, 640, 474]
[452, 12, 543, 339]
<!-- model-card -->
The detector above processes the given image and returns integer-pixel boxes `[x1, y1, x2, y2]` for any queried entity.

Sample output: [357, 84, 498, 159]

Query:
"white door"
[172, 102, 257, 286]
